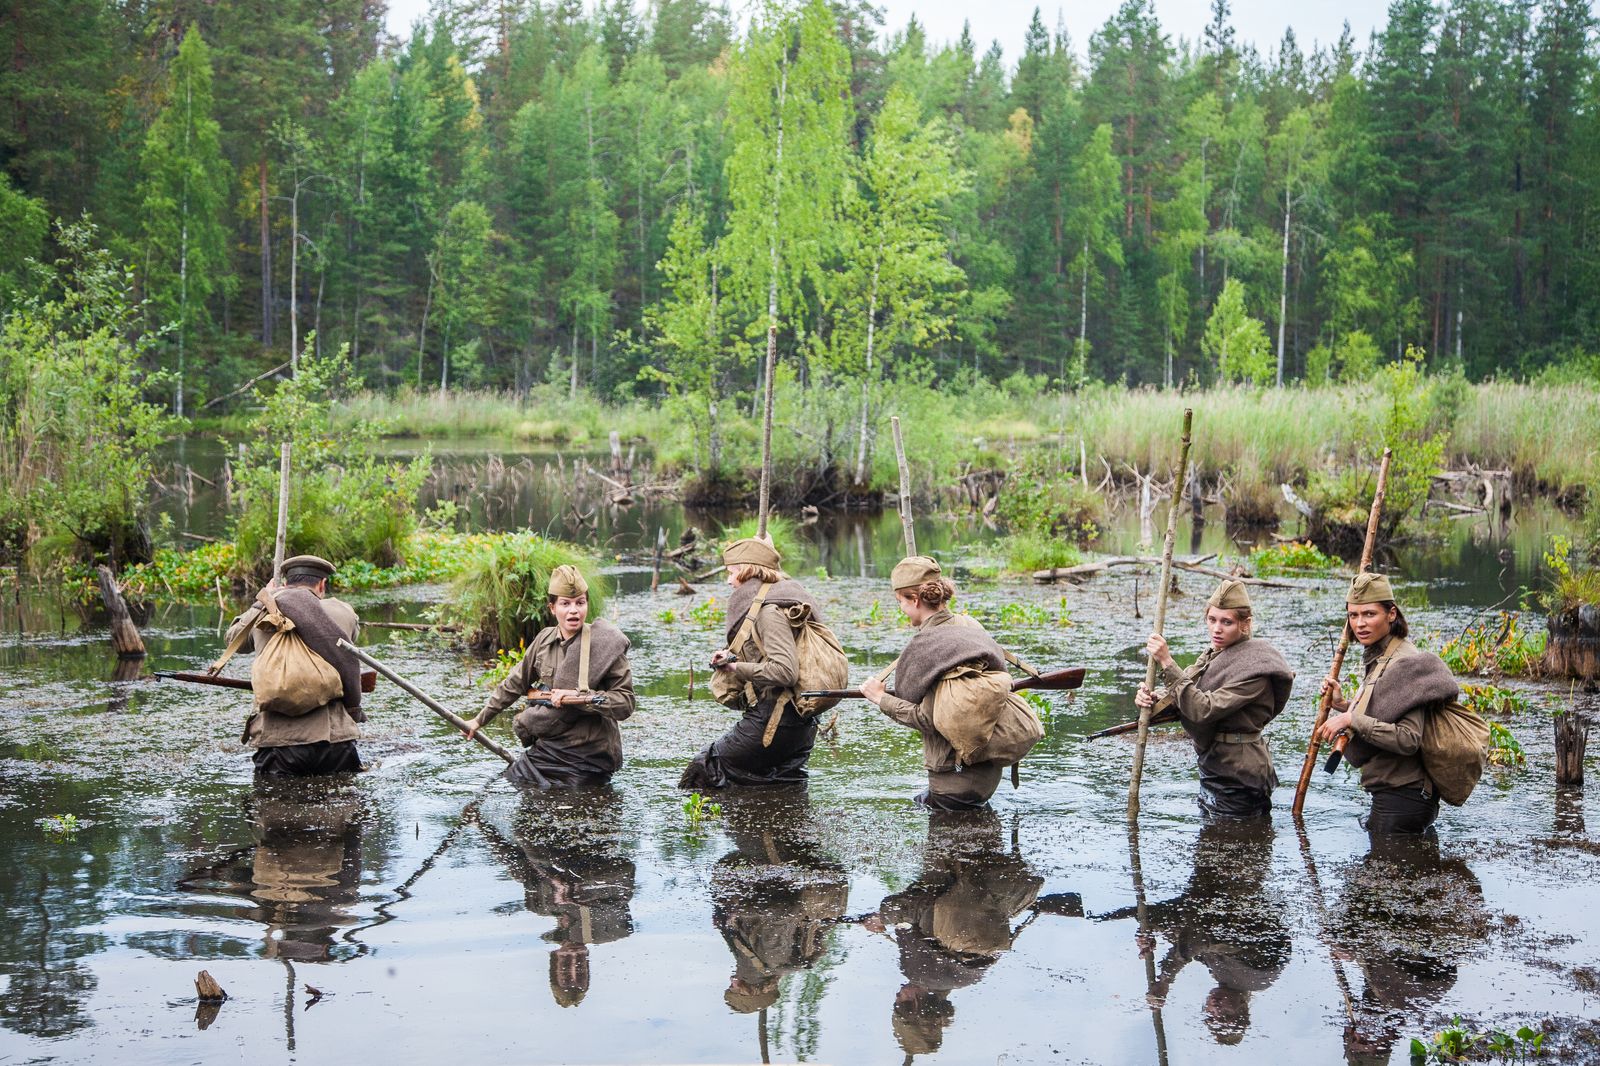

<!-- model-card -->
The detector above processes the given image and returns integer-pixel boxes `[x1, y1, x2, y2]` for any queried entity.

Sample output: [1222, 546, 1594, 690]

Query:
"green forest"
[5, 0, 1599, 406]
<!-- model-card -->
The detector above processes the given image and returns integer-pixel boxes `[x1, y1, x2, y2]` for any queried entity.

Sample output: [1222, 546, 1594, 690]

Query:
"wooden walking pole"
[891, 415, 916, 555]
[1291, 448, 1391, 817]
[271, 442, 291, 585]
[1128, 408, 1192, 819]
[1128, 821, 1171, 1066]
[338, 640, 516, 764]
[757, 324, 778, 539]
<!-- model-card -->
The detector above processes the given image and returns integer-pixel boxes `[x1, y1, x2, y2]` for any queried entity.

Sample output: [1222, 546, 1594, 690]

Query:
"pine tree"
[139, 26, 231, 416]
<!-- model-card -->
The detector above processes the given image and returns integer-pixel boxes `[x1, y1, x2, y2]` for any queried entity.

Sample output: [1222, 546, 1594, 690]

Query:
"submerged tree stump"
[194, 970, 227, 1002]
[1554, 712, 1590, 787]
[1545, 606, 1600, 681]
[95, 565, 145, 658]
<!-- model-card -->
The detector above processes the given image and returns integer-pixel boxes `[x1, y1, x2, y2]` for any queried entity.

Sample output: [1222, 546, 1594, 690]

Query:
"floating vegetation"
[1461, 684, 1530, 718]
[682, 791, 722, 829]
[1248, 539, 1339, 576]
[689, 596, 726, 629]
[1441, 614, 1547, 679]
[39, 813, 80, 837]
[481, 641, 527, 689]
[1487, 721, 1527, 768]
[1409, 1018, 1545, 1064]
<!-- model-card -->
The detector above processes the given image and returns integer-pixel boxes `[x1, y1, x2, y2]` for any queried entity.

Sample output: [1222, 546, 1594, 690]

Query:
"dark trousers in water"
[503, 738, 615, 790]
[917, 761, 1005, 811]
[679, 701, 817, 789]
[1364, 784, 1439, 836]
[1198, 782, 1272, 820]
[252, 740, 362, 778]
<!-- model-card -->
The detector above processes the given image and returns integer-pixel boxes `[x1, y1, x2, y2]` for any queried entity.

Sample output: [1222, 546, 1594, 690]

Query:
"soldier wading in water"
[861, 556, 1018, 811]
[1136, 578, 1294, 819]
[1316, 572, 1460, 837]
[465, 565, 636, 789]
[223, 554, 366, 778]
[680, 536, 825, 789]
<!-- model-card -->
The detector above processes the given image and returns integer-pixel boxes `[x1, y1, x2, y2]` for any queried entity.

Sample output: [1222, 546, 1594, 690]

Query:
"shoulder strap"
[209, 589, 274, 674]
[1002, 649, 1041, 678]
[578, 623, 592, 691]
[731, 582, 772, 654]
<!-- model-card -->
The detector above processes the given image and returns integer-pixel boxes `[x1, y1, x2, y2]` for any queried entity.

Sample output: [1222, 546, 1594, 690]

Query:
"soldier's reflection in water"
[1334, 834, 1487, 1066]
[1098, 819, 1291, 1044]
[474, 788, 635, 1007]
[709, 790, 848, 1018]
[179, 778, 369, 963]
[860, 809, 1048, 1061]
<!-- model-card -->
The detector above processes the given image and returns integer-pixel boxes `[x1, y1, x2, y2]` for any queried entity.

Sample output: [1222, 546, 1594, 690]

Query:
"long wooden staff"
[891, 415, 916, 555]
[1290, 448, 1391, 817]
[756, 321, 778, 540]
[1128, 821, 1171, 1066]
[338, 640, 515, 764]
[1128, 408, 1192, 819]
[272, 442, 291, 585]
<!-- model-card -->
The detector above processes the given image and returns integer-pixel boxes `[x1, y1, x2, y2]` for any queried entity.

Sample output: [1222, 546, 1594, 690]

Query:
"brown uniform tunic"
[1345, 637, 1430, 792]
[475, 620, 635, 788]
[680, 580, 818, 789]
[1342, 635, 1457, 835]
[1158, 636, 1293, 818]
[878, 609, 1008, 810]
[225, 596, 362, 776]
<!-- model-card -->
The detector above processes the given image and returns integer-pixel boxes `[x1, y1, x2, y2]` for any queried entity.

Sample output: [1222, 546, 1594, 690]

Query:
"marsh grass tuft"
[435, 532, 604, 653]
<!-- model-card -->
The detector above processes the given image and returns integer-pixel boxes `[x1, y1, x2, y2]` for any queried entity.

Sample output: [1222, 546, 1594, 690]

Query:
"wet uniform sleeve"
[1162, 662, 1270, 725]
[477, 644, 540, 728]
[877, 693, 934, 733]
[587, 653, 636, 722]
[1350, 702, 1425, 755]
[729, 605, 799, 689]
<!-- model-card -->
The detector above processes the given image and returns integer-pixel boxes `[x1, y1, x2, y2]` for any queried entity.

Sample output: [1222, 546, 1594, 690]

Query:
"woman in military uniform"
[679, 536, 826, 789]
[860, 556, 1014, 810]
[1136, 578, 1294, 819]
[1315, 572, 1460, 836]
[465, 565, 634, 788]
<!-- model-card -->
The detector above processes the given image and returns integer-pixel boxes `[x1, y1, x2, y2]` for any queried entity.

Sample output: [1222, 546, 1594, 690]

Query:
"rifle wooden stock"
[1324, 731, 1351, 772]
[1291, 447, 1391, 818]
[525, 689, 607, 707]
[800, 666, 1086, 702]
[155, 669, 378, 693]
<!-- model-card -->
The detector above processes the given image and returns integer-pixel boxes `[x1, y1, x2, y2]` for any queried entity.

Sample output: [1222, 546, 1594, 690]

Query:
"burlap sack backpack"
[967, 691, 1045, 766]
[1421, 698, 1490, 806]
[929, 663, 1013, 765]
[715, 584, 850, 719]
[249, 586, 343, 717]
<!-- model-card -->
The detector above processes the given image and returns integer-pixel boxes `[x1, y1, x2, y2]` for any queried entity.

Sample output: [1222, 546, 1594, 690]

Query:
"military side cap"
[547, 564, 589, 599]
[723, 535, 781, 569]
[1347, 571, 1395, 605]
[1206, 578, 1252, 611]
[724, 982, 780, 1013]
[891, 555, 943, 591]
[281, 554, 335, 581]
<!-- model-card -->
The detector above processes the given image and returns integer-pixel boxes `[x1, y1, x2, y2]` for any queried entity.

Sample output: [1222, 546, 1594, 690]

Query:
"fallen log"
[1032, 554, 1296, 589]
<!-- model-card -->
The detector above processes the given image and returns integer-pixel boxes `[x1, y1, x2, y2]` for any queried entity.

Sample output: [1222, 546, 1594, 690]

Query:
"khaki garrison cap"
[723, 536, 782, 570]
[891, 555, 943, 591]
[547, 564, 589, 599]
[1206, 578, 1252, 611]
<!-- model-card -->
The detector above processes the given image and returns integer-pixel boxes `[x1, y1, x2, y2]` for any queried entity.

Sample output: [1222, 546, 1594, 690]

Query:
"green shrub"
[995, 451, 1103, 544]
[1440, 614, 1546, 679]
[0, 220, 173, 565]
[435, 532, 604, 653]
[1542, 534, 1600, 612]
[230, 341, 430, 579]
[1248, 540, 1339, 576]
[1000, 532, 1082, 574]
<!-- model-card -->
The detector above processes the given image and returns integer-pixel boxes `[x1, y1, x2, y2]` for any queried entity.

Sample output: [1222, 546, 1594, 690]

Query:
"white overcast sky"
[386, 0, 1391, 67]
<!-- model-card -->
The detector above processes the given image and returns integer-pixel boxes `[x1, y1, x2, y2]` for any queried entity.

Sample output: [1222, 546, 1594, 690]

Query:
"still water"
[1, 443, 1596, 1064]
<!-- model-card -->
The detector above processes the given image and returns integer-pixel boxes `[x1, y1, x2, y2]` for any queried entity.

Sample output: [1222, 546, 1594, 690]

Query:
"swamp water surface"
[2, 445, 1598, 1065]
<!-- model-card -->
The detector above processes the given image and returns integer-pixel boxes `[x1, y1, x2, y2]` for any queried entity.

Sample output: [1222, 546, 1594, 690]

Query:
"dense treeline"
[3, 0, 1598, 428]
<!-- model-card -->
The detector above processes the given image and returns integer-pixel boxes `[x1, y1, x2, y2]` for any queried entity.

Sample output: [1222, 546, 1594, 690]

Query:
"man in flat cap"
[223, 555, 365, 777]
[1138, 577, 1295, 819]
[680, 535, 828, 789]
[465, 563, 635, 789]
[1316, 572, 1460, 836]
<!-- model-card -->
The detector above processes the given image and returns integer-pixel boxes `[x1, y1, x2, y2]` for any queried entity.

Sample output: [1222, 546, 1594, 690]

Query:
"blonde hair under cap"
[547, 564, 589, 599]
[1346, 572, 1395, 605]
[723, 536, 782, 570]
[891, 555, 942, 591]
[1207, 578, 1252, 611]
